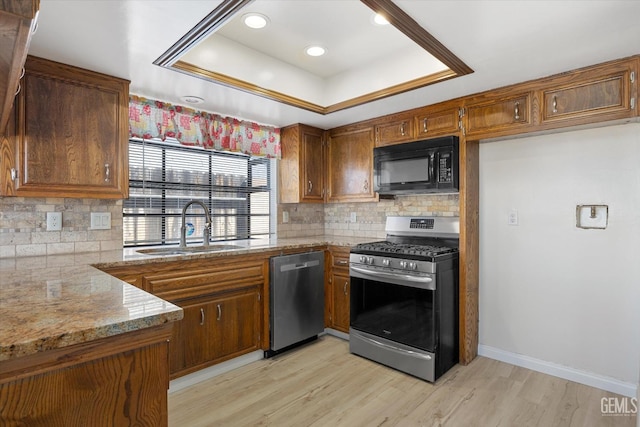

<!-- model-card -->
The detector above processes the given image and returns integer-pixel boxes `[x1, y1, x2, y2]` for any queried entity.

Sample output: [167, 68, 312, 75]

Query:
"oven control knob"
[382, 259, 390, 267]
[367, 257, 374, 265]
[400, 261, 408, 268]
[408, 262, 417, 270]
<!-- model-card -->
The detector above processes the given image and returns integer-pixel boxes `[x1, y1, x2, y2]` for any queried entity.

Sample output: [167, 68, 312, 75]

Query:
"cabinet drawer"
[542, 75, 629, 122]
[466, 93, 531, 137]
[375, 118, 415, 147]
[330, 246, 351, 272]
[415, 107, 460, 138]
[144, 262, 264, 300]
[540, 59, 636, 127]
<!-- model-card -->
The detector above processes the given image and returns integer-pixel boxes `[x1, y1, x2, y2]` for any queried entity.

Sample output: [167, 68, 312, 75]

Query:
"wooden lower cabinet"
[0, 324, 173, 427]
[330, 271, 350, 333]
[326, 246, 351, 333]
[170, 288, 261, 378]
[99, 256, 266, 379]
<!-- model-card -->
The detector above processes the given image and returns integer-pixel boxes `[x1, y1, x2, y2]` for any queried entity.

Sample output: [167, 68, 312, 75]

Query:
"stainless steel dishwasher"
[267, 251, 324, 357]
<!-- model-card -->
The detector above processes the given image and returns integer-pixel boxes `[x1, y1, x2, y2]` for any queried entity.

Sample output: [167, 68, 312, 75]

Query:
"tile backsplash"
[0, 197, 122, 258]
[1, 193, 458, 258]
[280, 194, 459, 239]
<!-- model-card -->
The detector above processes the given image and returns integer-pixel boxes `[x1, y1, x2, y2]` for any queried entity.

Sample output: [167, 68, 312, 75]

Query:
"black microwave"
[373, 136, 459, 195]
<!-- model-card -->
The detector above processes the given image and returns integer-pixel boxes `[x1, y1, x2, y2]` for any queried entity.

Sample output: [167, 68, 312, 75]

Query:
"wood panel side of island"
[0, 323, 174, 427]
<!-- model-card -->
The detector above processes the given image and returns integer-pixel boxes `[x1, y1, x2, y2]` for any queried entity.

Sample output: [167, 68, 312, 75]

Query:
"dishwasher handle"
[279, 259, 320, 272]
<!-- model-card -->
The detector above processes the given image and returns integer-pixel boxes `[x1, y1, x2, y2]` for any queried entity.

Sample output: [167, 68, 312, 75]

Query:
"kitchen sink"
[137, 244, 244, 256]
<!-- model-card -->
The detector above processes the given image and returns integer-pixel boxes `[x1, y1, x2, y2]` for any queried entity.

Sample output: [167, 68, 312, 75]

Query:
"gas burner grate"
[354, 241, 457, 257]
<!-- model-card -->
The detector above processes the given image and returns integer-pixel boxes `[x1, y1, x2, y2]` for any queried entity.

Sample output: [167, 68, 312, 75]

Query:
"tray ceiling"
[155, 0, 472, 114]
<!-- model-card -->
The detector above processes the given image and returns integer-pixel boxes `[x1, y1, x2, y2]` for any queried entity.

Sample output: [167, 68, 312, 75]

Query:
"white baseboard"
[478, 344, 637, 398]
[168, 350, 264, 394]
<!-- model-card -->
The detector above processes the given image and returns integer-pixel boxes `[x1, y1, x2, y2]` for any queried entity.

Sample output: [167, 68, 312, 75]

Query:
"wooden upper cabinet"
[374, 114, 415, 147]
[327, 126, 377, 203]
[0, 0, 39, 133]
[415, 105, 461, 139]
[540, 58, 637, 127]
[465, 92, 533, 138]
[4, 56, 130, 198]
[279, 123, 325, 203]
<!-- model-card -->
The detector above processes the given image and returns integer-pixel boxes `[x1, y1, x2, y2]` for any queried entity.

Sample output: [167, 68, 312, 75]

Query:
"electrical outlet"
[46, 212, 62, 231]
[90, 212, 111, 230]
[282, 211, 289, 223]
[350, 212, 357, 223]
[507, 209, 519, 226]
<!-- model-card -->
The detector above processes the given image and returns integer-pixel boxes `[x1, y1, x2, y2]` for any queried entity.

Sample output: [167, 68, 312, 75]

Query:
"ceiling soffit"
[154, 0, 473, 115]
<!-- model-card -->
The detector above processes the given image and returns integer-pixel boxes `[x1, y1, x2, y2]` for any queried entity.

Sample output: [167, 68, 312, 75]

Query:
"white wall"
[479, 123, 640, 397]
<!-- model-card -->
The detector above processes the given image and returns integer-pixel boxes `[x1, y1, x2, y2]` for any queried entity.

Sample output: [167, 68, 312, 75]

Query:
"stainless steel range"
[349, 216, 459, 382]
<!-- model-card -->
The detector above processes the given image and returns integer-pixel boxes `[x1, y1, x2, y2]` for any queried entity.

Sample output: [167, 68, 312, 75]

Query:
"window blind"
[124, 138, 272, 247]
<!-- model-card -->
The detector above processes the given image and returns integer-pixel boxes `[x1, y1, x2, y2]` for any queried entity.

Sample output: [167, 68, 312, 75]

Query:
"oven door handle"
[350, 266, 434, 288]
[367, 336, 432, 361]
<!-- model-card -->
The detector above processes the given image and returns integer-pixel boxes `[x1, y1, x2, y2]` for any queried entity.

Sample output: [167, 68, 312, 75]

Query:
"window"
[124, 138, 274, 247]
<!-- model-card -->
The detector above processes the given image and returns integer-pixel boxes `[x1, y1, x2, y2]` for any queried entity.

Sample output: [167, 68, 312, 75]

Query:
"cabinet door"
[415, 107, 461, 139]
[13, 56, 129, 198]
[0, 0, 38, 133]
[171, 298, 214, 374]
[465, 93, 532, 138]
[300, 126, 325, 202]
[279, 123, 325, 203]
[375, 116, 414, 147]
[327, 127, 377, 202]
[210, 289, 261, 360]
[331, 272, 350, 333]
[541, 63, 635, 126]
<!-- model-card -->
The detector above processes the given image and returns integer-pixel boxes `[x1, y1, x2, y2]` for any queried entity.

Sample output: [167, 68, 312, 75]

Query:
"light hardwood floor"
[168, 336, 636, 426]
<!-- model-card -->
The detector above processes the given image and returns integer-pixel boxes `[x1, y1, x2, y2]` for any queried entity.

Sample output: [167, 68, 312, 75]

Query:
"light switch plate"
[90, 212, 111, 230]
[576, 205, 608, 229]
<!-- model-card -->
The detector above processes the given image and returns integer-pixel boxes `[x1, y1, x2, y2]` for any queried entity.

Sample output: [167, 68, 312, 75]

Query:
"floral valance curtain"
[128, 95, 281, 159]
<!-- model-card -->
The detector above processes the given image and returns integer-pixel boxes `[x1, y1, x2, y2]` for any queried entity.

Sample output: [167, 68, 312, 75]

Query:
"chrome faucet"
[180, 200, 212, 248]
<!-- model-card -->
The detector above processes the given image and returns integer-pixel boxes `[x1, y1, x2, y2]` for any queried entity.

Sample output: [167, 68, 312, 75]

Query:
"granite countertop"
[0, 235, 371, 362]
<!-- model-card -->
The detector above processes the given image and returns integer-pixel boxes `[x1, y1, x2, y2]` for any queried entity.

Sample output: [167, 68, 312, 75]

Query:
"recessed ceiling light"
[180, 96, 204, 105]
[243, 13, 269, 29]
[305, 46, 326, 57]
[373, 13, 390, 26]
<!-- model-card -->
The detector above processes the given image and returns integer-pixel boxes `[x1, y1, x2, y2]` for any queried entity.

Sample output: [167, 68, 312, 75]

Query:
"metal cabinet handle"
[308, 180, 312, 194]
[514, 101, 520, 120]
[217, 304, 221, 321]
[336, 260, 348, 266]
[200, 308, 205, 326]
[552, 95, 558, 113]
[10, 168, 18, 181]
[104, 163, 110, 182]
[363, 179, 369, 192]
[400, 122, 406, 136]
[15, 68, 25, 96]
[422, 118, 428, 133]
[343, 281, 348, 296]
